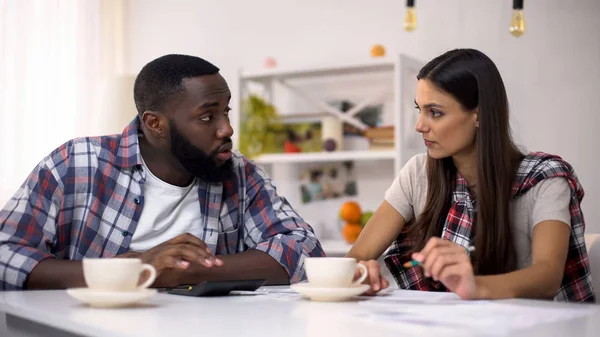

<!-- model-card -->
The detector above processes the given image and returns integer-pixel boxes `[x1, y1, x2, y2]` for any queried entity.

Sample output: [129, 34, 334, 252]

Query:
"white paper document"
[358, 288, 470, 304]
[354, 290, 594, 335]
[248, 287, 302, 300]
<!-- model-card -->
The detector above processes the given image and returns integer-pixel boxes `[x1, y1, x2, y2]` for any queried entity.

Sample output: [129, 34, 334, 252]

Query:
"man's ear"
[141, 111, 167, 138]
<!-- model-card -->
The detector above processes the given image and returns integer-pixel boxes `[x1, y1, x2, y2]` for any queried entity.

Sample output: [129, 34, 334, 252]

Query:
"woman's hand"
[414, 237, 476, 300]
[356, 260, 390, 295]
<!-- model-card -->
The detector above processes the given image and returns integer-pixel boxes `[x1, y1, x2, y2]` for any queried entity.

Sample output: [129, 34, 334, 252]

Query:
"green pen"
[403, 245, 476, 268]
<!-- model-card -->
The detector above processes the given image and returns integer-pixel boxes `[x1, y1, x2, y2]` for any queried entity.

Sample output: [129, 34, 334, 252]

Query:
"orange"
[342, 223, 362, 244]
[371, 44, 386, 57]
[339, 201, 362, 223]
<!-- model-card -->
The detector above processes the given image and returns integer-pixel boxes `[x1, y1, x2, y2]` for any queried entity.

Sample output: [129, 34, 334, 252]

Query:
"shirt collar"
[113, 116, 143, 168]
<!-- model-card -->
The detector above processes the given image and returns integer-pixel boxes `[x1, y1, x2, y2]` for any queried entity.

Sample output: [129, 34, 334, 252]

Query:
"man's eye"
[200, 115, 212, 122]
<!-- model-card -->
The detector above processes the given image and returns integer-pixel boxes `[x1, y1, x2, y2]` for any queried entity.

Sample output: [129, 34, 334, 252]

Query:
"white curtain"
[0, 0, 131, 206]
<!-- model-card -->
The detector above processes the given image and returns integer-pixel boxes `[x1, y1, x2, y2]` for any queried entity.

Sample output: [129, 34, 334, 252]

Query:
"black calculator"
[166, 279, 266, 297]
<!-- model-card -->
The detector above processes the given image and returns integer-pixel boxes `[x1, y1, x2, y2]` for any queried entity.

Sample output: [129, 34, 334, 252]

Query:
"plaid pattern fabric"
[0, 118, 325, 290]
[384, 152, 596, 302]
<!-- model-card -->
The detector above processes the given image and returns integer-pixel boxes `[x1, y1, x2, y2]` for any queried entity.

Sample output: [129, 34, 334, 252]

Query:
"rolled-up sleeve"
[0, 163, 60, 290]
[243, 163, 325, 283]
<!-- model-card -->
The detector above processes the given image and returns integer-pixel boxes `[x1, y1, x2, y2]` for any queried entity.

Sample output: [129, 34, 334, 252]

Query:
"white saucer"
[66, 288, 157, 308]
[290, 283, 370, 302]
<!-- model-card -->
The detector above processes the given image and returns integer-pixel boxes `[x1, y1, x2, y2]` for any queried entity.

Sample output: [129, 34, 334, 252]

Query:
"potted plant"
[239, 94, 284, 158]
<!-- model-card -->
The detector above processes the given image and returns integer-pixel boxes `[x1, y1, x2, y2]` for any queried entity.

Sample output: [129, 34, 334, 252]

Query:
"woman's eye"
[200, 115, 212, 122]
[431, 110, 443, 117]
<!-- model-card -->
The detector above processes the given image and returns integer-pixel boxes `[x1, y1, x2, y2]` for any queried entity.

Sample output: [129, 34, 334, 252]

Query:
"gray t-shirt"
[384, 153, 572, 269]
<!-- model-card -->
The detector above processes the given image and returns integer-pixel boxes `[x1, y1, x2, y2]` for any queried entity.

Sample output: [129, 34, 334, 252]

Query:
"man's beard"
[169, 120, 233, 183]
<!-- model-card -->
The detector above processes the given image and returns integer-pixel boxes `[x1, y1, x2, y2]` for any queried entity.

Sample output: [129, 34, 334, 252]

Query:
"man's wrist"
[116, 251, 141, 259]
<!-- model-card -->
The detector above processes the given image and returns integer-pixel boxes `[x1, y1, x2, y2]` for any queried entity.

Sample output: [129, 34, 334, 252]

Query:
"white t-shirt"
[128, 158, 202, 252]
[384, 153, 572, 269]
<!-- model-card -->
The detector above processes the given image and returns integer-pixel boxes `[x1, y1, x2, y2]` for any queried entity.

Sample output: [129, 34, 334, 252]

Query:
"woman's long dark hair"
[409, 49, 525, 275]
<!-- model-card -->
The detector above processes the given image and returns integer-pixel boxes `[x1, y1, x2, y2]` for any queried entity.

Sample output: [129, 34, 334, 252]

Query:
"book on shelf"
[364, 125, 394, 139]
[368, 139, 394, 151]
[364, 126, 394, 151]
[368, 143, 395, 151]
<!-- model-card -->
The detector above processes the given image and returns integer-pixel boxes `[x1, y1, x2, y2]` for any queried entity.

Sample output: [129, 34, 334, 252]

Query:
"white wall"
[124, 0, 600, 233]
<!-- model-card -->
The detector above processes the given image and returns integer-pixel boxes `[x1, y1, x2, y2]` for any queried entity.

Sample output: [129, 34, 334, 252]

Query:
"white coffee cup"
[82, 258, 157, 292]
[304, 257, 368, 287]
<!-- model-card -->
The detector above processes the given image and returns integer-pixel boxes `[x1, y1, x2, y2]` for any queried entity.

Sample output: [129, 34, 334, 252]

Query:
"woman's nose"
[415, 114, 427, 133]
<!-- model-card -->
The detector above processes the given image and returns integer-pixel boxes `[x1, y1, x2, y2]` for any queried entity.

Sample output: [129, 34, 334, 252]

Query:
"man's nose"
[217, 119, 234, 139]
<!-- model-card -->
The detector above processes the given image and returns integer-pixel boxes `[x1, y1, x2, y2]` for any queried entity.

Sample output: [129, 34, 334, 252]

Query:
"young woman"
[347, 48, 595, 302]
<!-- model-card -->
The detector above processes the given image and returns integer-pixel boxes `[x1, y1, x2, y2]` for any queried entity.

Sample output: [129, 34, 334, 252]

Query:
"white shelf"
[252, 150, 396, 165]
[240, 59, 395, 81]
[320, 239, 353, 256]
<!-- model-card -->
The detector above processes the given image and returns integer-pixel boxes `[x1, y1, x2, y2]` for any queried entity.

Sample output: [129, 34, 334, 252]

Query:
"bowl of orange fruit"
[339, 201, 373, 244]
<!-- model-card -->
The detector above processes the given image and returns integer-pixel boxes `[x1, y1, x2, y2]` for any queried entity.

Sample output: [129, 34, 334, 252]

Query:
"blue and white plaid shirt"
[0, 118, 325, 289]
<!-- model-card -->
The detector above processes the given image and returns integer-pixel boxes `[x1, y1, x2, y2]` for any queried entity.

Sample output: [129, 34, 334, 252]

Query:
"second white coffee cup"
[304, 257, 368, 287]
[82, 258, 156, 292]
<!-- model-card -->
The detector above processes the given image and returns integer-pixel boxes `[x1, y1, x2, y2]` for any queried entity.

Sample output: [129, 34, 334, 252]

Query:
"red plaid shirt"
[384, 152, 595, 302]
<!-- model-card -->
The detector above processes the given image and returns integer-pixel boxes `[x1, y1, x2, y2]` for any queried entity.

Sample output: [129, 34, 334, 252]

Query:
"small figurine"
[284, 129, 302, 153]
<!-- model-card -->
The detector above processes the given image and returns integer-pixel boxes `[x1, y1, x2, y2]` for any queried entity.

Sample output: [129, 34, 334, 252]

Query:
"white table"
[0, 287, 599, 337]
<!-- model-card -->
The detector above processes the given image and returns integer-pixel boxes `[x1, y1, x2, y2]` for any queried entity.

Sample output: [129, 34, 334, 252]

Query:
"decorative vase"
[321, 116, 343, 152]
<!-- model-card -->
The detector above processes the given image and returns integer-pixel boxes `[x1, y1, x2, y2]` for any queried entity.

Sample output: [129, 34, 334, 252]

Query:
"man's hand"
[124, 233, 224, 278]
[27, 234, 225, 290]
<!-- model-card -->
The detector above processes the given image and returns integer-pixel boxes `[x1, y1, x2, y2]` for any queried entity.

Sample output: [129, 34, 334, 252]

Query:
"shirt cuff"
[253, 234, 325, 283]
[0, 244, 54, 290]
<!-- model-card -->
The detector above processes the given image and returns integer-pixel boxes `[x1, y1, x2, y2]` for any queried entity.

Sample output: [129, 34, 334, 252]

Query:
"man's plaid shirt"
[0, 118, 325, 289]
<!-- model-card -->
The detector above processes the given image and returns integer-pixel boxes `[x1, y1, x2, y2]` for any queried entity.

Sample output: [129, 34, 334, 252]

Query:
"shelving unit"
[235, 55, 425, 256]
[253, 150, 396, 165]
[240, 59, 395, 82]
